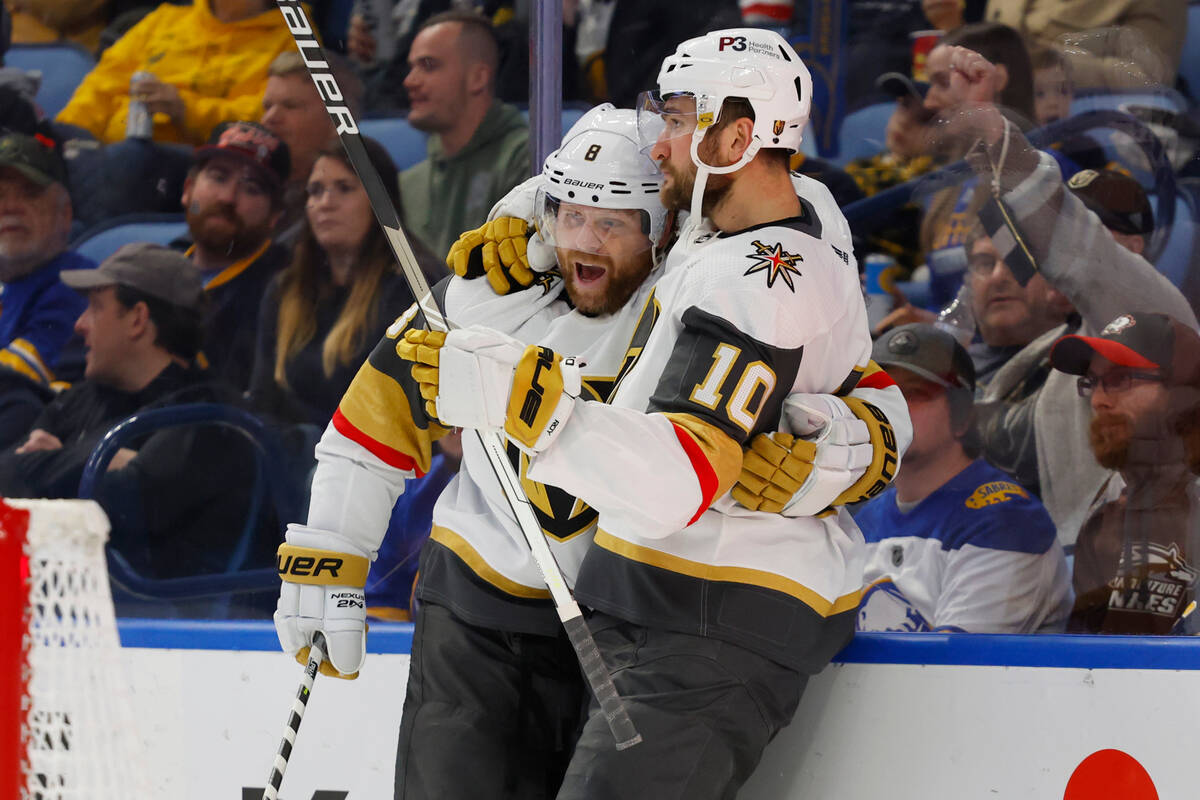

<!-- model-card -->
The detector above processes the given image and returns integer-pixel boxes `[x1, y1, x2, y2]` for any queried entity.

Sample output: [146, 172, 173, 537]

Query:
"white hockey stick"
[261, 632, 325, 800]
[273, 0, 641, 751]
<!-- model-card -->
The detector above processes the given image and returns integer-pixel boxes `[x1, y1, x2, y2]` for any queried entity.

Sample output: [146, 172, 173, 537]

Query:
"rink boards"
[119, 620, 1200, 798]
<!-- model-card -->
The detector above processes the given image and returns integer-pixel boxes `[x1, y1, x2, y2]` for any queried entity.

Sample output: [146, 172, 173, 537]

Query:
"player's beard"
[186, 201, 271, 261]
[560, 249, 653, 317]
[659, 139, 735, 217]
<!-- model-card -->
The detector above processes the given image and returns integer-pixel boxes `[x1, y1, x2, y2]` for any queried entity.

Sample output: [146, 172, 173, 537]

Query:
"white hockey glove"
[734, 394, 896, 517]
[274, 525, 370, 679]
[398, 326, 582, 455]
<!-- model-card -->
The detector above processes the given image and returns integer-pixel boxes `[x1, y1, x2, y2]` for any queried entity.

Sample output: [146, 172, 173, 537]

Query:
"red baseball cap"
[1051, 312, 1200, 389]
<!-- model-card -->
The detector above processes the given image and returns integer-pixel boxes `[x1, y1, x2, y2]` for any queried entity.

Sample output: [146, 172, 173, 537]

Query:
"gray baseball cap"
[60, 242, 204, 310]
[872, 323, 976, 392]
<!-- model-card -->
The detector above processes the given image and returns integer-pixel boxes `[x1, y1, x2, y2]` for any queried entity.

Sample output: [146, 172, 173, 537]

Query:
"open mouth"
[574, 261, 606, 284]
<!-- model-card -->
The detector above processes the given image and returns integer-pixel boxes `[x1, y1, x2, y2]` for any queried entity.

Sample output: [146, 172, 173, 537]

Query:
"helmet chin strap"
[687, 130, 761, 222]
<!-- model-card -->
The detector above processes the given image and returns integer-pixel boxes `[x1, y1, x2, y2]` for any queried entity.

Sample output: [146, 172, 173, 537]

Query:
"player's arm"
[400, 303, 803, 537]
[274, 302, 447, 679]
[733, 361, 913, 515]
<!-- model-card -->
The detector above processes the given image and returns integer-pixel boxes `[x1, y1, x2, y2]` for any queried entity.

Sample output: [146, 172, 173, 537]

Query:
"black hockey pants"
[556, 611, 807, 800]
[394, 601, 586, 800]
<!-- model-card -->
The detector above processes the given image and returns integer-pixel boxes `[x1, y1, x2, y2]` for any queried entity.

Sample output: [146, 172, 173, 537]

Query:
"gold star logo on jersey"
[744, 240, 803, 291]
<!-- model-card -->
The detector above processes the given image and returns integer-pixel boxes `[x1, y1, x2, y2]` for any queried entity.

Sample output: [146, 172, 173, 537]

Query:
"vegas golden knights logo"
[773, 119, 785, 136]
[506, 443, 597, 540]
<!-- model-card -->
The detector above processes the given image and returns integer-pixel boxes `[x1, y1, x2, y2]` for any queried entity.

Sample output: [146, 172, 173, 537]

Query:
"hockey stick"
[261, 632, 326, 800]
[274, 0, 642, 751]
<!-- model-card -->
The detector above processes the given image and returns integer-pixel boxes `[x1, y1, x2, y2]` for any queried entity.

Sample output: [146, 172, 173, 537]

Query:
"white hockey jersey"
[529, 199, 883, 672]
[308, 267, 664, 634]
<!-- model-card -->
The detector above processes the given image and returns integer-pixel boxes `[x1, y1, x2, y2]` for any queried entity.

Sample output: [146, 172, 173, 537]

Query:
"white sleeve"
[527, 402, 707, 538]
[304, 422, 418, 558]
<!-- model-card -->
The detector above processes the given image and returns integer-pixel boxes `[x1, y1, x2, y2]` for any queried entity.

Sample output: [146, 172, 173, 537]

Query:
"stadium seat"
[1071, 89, 1189, 116]
[80, 403, 307, 618]
[361, 108, 601, 173]
[71, 213, 189, 265]
[833, 101, 894, 166]
[6, 43, 96, 118]
[359, 117, 429, 171]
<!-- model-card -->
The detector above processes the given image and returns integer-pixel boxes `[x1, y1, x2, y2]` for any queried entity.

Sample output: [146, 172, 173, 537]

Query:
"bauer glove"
[398, 325, 582, 455]
[733, 394, 897, 516]
[274, 524, 370, 679]
[446, 217, 538, 296]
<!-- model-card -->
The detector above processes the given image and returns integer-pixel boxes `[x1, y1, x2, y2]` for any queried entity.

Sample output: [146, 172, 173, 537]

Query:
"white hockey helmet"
[536, 103, 668, 259]
[648, 28, 812, 155]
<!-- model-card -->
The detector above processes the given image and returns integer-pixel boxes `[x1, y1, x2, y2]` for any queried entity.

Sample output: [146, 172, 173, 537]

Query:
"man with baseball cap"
[1049, 312, 1200, 634]
[855, 323, 1072, 633]
[0, 128, 96, 429]
[180, 120, 291, 390]
[0, 242, 269, 580]
[1065, 168, 1154, 257]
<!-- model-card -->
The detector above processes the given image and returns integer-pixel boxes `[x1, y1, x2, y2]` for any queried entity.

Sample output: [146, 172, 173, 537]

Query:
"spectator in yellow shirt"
[56, 0, 299, 146]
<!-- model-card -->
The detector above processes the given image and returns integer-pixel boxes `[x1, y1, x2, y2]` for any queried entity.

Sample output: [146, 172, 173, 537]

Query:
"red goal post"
[0, 498, 150, 798]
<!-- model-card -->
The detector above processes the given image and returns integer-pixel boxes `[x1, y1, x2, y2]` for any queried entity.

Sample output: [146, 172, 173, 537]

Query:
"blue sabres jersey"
[855, 459, 1073, 633]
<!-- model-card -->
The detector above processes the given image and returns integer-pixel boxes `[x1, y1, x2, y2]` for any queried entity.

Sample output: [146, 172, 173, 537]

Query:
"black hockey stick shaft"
[274, 0, 640, 750]
[262, 632, 325, 800]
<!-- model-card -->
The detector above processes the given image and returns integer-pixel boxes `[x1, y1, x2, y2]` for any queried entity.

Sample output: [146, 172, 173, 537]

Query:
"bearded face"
[657, 130, 734, 217]
[1089, 411, 1135, 470]
[182, 157, 278, 262]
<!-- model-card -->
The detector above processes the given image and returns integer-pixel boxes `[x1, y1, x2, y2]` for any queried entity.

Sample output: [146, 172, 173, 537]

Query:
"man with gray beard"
[0, 129, 95, 446]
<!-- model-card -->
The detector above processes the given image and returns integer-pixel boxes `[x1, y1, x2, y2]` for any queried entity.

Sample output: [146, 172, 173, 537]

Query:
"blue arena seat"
[71, 213, 189, 265]
[833, 101, 894, 166]
[361, 108, 601, 173]
[1071, 89, 1188, 116]
[6, 43, 96, 118]
[358, 117, 429, 171]
[80, 403, 308, 618]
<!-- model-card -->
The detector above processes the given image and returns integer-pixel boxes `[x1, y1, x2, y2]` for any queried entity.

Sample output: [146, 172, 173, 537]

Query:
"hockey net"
[0, 498, 151, 798]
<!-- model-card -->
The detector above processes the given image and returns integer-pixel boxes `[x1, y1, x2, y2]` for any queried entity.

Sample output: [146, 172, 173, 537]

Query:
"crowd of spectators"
[0, 0, 1195, 634]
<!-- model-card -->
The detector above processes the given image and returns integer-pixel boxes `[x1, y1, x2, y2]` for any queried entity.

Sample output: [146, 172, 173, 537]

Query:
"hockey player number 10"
[689, 343, 777, 433]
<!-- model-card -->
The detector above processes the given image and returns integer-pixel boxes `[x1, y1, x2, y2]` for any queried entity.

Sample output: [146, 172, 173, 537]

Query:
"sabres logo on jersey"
[965, 481, 1029, 509]
[744, 240, 803, 291]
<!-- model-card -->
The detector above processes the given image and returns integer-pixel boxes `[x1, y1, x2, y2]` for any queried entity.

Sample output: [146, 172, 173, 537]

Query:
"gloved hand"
[398, 325, 582, 454]
[274, 524, 371, 679]
[446, 217, 539, 295]
[734, 394, 890, 517]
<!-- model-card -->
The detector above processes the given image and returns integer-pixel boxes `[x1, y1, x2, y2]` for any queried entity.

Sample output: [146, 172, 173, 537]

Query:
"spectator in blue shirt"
[0, 128, 95, 445]
[855, 323, 1073, 633]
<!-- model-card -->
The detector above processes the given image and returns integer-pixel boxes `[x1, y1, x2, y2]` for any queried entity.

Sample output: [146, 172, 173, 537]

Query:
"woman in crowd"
[249, 136, 441, 427]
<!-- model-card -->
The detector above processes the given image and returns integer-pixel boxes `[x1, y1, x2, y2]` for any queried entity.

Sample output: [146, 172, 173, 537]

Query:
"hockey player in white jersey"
[273, 104, 674, 799]
[400, 29, 911, 799]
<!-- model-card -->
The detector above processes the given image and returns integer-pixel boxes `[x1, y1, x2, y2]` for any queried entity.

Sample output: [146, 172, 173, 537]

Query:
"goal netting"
[0, 498, 151, 798]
